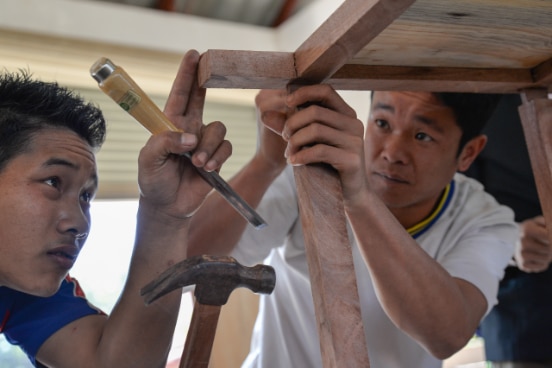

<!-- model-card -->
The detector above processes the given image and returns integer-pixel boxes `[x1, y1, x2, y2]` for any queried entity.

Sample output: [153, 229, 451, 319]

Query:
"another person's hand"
[138, 49, 231, 219]
[253, 89, 289, 173]
[515, 215, 552, 273]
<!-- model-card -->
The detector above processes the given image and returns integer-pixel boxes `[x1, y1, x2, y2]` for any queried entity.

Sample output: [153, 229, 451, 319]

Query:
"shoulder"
[1, 277, 105, 361]
[418, 173, 517, 258]
[451, 172, 514, 223]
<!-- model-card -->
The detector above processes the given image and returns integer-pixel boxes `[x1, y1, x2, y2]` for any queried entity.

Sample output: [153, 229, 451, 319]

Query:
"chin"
[28, 277, 65, 298]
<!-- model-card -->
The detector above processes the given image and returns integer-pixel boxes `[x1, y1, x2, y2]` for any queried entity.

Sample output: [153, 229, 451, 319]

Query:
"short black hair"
[434, 92, 501, 153]
[0, 70, 106, 172]
[370, 91, 501, 154]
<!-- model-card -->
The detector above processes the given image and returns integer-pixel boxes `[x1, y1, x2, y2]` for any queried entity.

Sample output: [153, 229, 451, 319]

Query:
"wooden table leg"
[518, 89, 552, 243]
[294, 164, 370, 367]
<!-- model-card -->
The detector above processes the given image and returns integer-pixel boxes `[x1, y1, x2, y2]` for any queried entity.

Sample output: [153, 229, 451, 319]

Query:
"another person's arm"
[36, 50, 231, 368]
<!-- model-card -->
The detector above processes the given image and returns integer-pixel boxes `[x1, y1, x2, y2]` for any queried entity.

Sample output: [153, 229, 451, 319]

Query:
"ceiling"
[88, 0, 319, 27]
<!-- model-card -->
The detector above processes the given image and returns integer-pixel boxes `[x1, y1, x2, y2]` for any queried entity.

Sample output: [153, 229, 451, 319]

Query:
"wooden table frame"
[197, 0, 552, 366]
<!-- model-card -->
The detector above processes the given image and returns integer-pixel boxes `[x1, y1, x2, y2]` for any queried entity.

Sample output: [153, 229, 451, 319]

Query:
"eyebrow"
[373, 102, 442, 131]
[413, 114, 439, 128]
[43, 157, 99, 187]
[372, 102, 394, 113]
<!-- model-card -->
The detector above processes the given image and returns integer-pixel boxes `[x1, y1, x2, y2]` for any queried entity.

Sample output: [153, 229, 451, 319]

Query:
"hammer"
[141, 255, 276, 368]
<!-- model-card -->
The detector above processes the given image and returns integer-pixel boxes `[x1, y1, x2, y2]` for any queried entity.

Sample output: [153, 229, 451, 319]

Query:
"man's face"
[0, 128, 97, 297]
[365, 91, 465, 225]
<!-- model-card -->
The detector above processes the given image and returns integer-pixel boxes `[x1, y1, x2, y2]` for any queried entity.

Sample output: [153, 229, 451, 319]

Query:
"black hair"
[434, 92, 501, 154]
[370, 91, 502, 155]
[0, 70, 106, 172]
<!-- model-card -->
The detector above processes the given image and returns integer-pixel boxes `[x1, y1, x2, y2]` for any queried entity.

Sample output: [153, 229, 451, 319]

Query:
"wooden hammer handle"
[180, 300, 221, 368]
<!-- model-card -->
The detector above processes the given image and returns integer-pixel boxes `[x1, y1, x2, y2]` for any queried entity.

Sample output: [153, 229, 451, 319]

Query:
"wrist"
[250, 154, 286, 181]
[137, 199, 192, 234]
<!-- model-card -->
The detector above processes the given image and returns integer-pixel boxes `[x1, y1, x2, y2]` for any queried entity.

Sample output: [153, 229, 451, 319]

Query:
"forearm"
[100, 203, 190, 367]
[346, 193, 484, 358]
[187, 156, 284, 256]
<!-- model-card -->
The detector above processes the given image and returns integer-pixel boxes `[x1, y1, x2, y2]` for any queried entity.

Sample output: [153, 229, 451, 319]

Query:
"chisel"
[90, 57, 266, 229]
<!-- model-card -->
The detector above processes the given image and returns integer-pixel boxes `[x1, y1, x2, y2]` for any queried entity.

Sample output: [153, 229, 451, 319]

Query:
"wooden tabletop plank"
[291, 0, 416, 84]
[198, 0, 552, 92]
[355, 0, 552, 69]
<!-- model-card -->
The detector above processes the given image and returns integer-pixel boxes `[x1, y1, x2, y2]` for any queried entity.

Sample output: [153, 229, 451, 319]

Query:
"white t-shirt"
[232, 167, 516, 368]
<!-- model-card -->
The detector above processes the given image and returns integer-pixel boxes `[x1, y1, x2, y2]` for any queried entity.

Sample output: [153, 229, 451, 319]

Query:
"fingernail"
[196, 151, 208, 165]
[181, 133, 197, 145]
[204, 159, 217, 172]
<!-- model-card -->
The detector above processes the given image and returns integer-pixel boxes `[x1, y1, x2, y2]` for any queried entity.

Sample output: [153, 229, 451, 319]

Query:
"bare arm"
[345, 195, 487, 359]
[187, 89, 289, 256]
[37, 50, 231, 368]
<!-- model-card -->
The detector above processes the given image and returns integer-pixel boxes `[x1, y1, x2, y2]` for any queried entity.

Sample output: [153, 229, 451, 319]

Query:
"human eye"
[80, 190, 95, 204]
[44, 177, 61, 189]
[374, 119, 389, 129]
[415, 132, 433, 142]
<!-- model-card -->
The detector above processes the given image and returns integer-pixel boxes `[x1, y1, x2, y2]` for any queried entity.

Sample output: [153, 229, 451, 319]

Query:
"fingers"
[255, 89, 289, 135]
[283, 106, 364, 166]
[286, 84, 357, 119]
[521, 216, 550, 246]
[138, 131, 198, 170]
[255, 85, 365, 172]
[164, 49, 206, 133]
[190, 121, 232, 172]
[282, 85, 362, 141]
[534, 215, 546, 227]
[516, 250, 551, 273]
[516, 216, 552, 272]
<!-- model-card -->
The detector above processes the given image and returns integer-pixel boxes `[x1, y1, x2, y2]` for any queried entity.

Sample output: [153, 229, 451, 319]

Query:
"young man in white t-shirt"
[188, 87, 517, 368]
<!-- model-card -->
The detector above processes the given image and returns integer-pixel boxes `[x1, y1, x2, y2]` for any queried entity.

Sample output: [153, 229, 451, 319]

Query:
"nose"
[382, 133, 410, 165]
[75, 232, 88, 240]
[58, 200, 91, 242]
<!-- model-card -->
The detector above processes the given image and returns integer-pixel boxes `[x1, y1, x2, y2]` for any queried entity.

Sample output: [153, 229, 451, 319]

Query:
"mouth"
[47, 246, 79, 269]
[48, 250, 77, 261]
[374, 171, 409, 184]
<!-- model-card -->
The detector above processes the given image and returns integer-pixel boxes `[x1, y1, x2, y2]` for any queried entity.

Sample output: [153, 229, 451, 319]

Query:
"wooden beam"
[198, 50, 296, 90]
[291, 0, 417, 84]
[518, 90, 552, 250]
[532, 58, 552, 91]
[198, 50, 537, 93]
[329, 64, 534, 92]
[293, 164, 370, 367]
[286, 1, 417, 367]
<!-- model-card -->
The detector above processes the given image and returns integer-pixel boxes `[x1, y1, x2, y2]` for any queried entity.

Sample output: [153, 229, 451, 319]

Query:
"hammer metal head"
[141, 255, 276, 306]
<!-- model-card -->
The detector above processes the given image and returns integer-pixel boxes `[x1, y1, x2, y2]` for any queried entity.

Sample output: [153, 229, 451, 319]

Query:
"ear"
[457, 134, 487, 172]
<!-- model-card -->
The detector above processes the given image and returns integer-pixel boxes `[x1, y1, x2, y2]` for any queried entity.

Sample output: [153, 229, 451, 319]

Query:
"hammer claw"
[141, 255, 276, 306]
